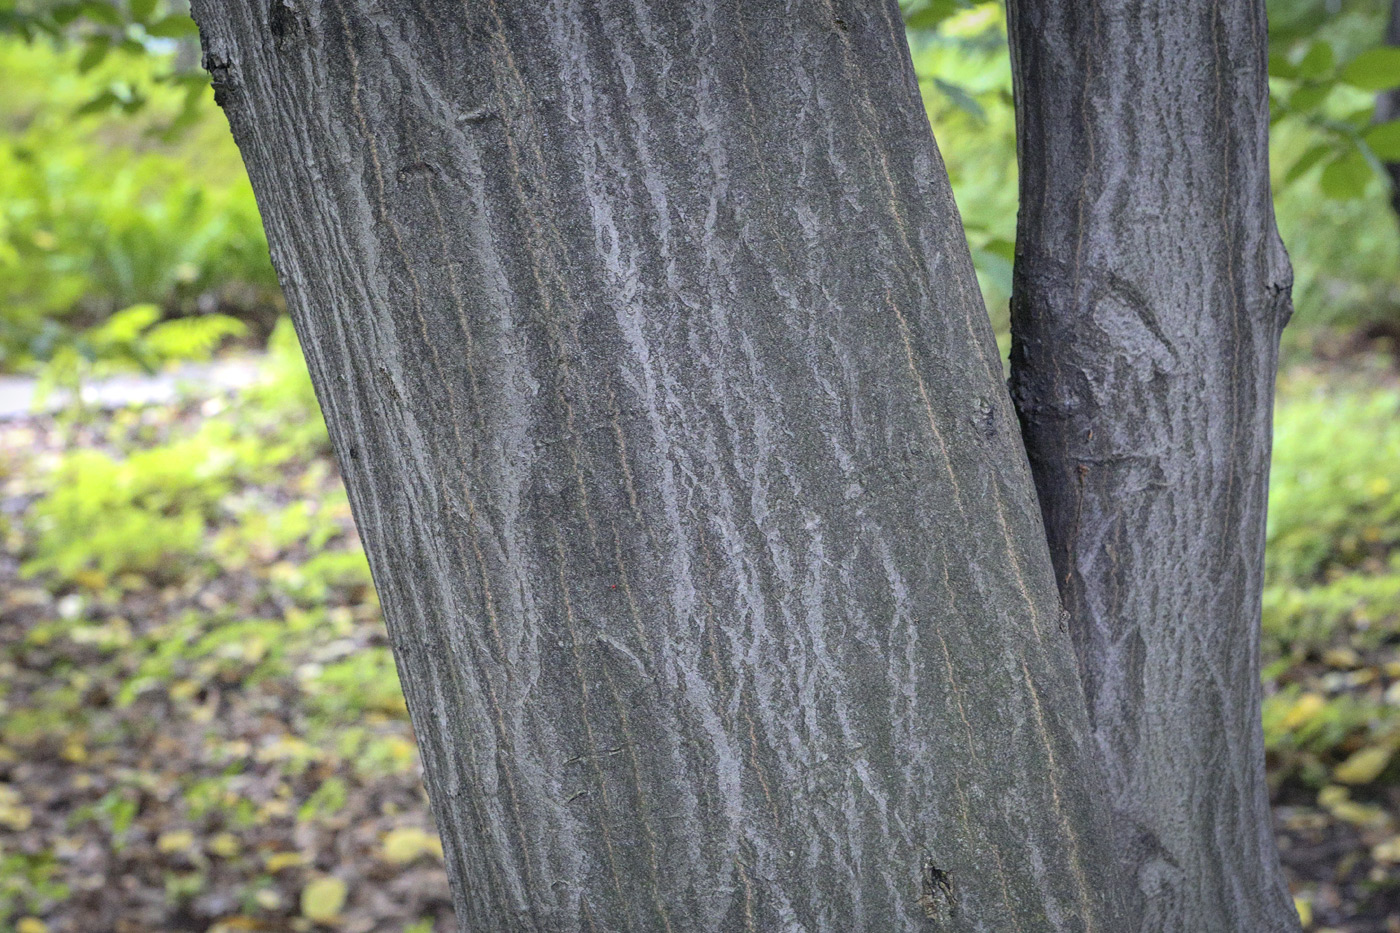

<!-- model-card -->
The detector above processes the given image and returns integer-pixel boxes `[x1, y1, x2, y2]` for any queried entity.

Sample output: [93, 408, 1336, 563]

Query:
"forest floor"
[0, 349, 1397, 932]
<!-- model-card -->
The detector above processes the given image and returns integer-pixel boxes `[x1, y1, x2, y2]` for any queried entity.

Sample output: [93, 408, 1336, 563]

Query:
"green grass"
[1260, 366, 1400, 804]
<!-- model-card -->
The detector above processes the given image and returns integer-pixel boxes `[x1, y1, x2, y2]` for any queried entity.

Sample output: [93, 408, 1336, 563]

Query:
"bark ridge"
[194, 1, 1126, 930]
[1007, 1, 1299, 930]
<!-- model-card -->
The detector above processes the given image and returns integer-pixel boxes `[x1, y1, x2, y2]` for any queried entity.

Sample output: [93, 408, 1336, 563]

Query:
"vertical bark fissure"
[195, 1, 1130, 929]
[1006, 1, 1299, 931]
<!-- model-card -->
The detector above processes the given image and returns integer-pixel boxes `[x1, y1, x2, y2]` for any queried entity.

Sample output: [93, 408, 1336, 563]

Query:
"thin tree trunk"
[192, 2, 1125, 930]
[1005, 2, 1298, 931]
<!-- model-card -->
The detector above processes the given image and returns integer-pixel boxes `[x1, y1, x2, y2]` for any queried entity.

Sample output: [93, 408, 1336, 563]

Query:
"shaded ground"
[0, 401, 453, 933]
[1, 357, 1398, 931]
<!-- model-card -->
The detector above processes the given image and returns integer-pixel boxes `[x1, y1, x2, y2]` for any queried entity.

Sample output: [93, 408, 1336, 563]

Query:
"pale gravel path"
[0, 356, 265, 420]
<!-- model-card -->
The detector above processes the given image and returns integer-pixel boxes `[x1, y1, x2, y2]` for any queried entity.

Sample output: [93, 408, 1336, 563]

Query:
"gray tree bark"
[192, 2, 1126, 931]
[1005, 2, 1298, 932]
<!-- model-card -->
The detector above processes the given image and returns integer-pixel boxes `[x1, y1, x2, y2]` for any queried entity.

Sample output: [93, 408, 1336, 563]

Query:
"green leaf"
[91, 304, 161, 347]
[1364, 120, 1400, 162]
[50, 3, 84, 26]
[1288, 82, 1333, 113]
[904, 0, 969, 30]
[73, 91, 119, 117]
[933, 78, 985, 121]
[1268, 52, 1299, 80]
[129, 0, 157, 23]
[145, 13, 198, 37]
[78, 0, 124, 27]
[76, 35, 111, 74]
[1318, 147, 1372, 200]
[982, 237, 1016, 262]
[1297, 41, 1334, 80]
[1284, 143, 1333, 184]
[1340, 106, 1379, 130]
[1340, 47, 1400, 92]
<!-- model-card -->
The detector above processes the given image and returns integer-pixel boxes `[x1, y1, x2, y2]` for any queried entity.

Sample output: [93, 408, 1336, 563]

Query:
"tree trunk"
[192, 2, 1125, 930]
[1005, 2, 1297, 931]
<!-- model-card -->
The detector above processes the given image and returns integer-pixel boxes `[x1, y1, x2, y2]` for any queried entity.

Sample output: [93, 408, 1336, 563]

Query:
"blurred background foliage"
[0, 1, 1397, 931]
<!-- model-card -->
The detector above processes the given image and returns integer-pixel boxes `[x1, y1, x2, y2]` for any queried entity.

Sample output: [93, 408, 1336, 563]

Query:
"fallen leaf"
[380, 826, 443, 865]
[0, 785, 33, 831]
[1334, 745, 1394, 785]
[1282, 693, 1327, 731]
[157, 830, 197, 854]
[1323, 647, 1360, 669]
[208, 832, 241, 858]
[265, 851, 307, 872]
[301, 876, 348, 923]
[1373, 836, 1400, 863]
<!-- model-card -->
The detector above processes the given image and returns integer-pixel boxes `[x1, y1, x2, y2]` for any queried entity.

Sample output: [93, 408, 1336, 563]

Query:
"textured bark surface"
[1005, 2, 1298, 932]
[192, 2, 1126, 931]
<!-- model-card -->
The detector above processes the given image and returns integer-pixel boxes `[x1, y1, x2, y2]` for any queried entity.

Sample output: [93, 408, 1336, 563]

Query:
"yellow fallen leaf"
[17, 918, 48, 933]
[301, 876, 348, 923]
[1334, 745, 1394, 785]
[256, 735, 315, 763]
[0, 804, 32, 830]
[265, 851, 307, 872]
[1294, 896, 1312, 928]
[1323, 647, 1360, 669]
[168, 679, 201, 702]
[0, 785, 32, 831]
[1317, 784, 1391, 828]
[1282, 693, 1327, 731]
[209, 833, 241, 858]
[1347, 668, 1377, 687]
[381, 826, 444, 865]
[1372, 836, 1400, 862]
[1321, 790, 1389, 828]
[71, 569, 107, 591]
[208, 919, 264, 933]
[258, 799, 293, 821]
[157, 830, 196, 854]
